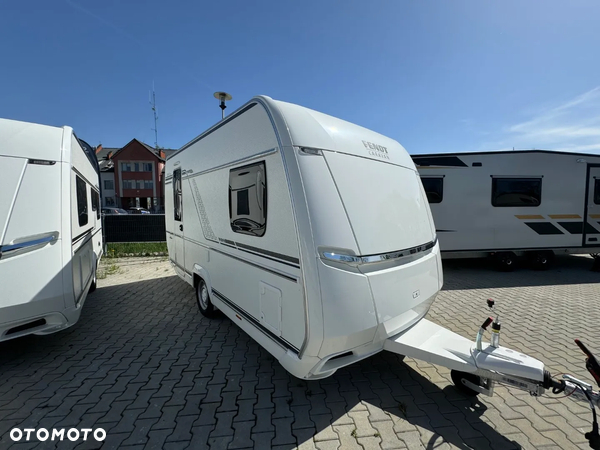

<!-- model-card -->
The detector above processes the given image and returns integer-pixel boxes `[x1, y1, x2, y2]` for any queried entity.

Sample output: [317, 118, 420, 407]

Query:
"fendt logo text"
[10, 428, 106, 442]
[362, 140, 390, 159]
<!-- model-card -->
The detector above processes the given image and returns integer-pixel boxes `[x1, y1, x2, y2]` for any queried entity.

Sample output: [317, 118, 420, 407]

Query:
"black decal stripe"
[72, 228, 94, 243]
[234, 242, 300, 265]
[558, 221, 583, 235]
[212, 289, 299, 354]
[525, 222, 563, 235]
[436, 229, 457, 233]
[412, 156, 468, 168]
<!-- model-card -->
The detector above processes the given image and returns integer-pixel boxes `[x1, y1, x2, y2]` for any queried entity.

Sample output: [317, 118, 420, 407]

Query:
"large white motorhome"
[164, 96, 561, 396]
[412, 150, 600, 270]
[0, 118, 102, 341]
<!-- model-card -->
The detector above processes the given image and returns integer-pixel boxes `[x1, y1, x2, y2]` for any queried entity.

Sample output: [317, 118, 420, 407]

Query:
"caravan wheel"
[196, 278, 217, 318]
[89, 262, 97, 293]
[529, 251, 554, 271]
[494, 252, 517, 272]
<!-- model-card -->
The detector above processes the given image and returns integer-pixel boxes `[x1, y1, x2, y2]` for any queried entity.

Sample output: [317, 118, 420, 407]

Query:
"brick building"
[95, 139, 176, 212]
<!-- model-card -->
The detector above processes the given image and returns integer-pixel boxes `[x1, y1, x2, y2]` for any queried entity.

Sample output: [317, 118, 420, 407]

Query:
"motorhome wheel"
[450, 370, 481, 397]
[196, 278, 216, 317]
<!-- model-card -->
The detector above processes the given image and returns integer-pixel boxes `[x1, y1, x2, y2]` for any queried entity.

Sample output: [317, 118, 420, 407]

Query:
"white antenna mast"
[150, 82, 159, 148]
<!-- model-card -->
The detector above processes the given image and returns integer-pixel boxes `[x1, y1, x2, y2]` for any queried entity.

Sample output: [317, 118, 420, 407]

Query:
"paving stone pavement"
[0, 254, 598, 450]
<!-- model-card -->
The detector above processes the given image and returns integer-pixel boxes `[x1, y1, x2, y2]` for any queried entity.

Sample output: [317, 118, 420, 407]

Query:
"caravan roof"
[0, 118, 64, 161]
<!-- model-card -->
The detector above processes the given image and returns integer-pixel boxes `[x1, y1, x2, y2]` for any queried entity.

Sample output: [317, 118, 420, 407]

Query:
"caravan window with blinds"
[492, 177, 542, 207]
[421, 177, 443, 203]
[76, 176, 88, 226]
[229, 162, 267, 237]
[173, 168, 182, 221]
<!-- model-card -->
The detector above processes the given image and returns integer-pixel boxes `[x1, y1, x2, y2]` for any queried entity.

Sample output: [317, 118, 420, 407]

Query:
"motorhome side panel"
[0, 127, 66, 325]
[167, 103, 306, 350]
[418, 152, 592, 253]
[70, 134, 100, 306]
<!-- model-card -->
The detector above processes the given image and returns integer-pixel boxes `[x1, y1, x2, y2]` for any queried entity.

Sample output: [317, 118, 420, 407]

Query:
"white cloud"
[498, 87, 600, 153]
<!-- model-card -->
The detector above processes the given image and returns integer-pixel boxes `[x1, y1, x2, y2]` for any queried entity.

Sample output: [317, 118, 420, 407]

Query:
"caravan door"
[584, 166, 600, 246]
[171, 168, 185, 273]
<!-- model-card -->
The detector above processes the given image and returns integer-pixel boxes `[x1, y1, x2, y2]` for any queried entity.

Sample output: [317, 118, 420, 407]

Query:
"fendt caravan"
[412, 150, 600, 270]
[0, 118, 102, 341]
[164, 96, 574, 405]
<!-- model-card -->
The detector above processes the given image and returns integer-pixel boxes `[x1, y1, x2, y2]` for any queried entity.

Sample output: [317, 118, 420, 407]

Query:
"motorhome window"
[229, 162, 267, 237]
[595, 179, 600, 204]
[492, 178, 542, 207]
[91, 189, 100, 219]
[173, 168, 182, 221]
[421, 177, 443, 203]
[76, 176, 88, 226]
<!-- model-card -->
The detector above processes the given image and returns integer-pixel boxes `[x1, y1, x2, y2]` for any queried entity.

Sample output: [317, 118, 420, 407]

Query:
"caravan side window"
[173, 168, 182, 221]
[229, 162, 267, 237]
[421, 177, 443, 203]
[595, 179, 600, 205]
[91, 189, 100, 219]
[76, 176, 88, 226]
[492, 177, 542, 207]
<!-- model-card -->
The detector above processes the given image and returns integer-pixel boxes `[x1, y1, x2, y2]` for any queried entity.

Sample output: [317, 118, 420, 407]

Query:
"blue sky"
[1, 0, 600, 154]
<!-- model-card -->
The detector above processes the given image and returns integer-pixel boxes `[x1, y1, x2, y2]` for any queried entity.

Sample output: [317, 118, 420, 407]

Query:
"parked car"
[128, 207, 150, 214]
[101, 208, 128, 215]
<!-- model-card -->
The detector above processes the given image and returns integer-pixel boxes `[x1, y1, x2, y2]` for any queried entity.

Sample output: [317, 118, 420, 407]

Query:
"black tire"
[529, 250, 554, 271]
[196, 278, 216, 318]
[89, 263, 97, 293]
[494, 252, 517, 272]
[451, 370, 481, 397]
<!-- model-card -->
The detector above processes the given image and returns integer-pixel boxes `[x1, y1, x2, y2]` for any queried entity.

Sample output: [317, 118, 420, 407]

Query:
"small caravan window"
[421, 177, 443, 203]
[595, 179, 600, 205]
[492, 178, 542, 207]
[91, 189, 100, 219]
[229, 162, 267, 237]
[76, 176, 88, 226]
[173, 168, 182, 221]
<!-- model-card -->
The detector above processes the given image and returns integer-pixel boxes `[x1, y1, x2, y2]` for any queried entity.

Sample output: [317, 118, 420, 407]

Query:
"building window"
[104, 179, 114, 190]
[122, 162, 131, 172]
[421, 177, 443, 203]
[76, 175, 88, 226]
[123, 180, 134, 189]
[91, 189, 100, 219]
[136, 180, 144, 189]
[143, 163, 152, 172]
[144, 180, 154, 189]
[229, 161, 267, 237]
[173, 168, 182, 221]
[134, 163, 140, 172]
[595, 179, 600, 205]
[105, 197, 115, 206]
[492, 178, 542, 207]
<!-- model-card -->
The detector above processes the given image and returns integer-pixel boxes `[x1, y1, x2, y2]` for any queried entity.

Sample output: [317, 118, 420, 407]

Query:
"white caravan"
[0, 118, 102, 342]
[164, 96, 569, 405]
[412, 150, 600, 269]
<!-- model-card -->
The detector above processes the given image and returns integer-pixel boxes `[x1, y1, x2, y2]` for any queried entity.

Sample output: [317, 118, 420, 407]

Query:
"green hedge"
[105, 242, 168, 258]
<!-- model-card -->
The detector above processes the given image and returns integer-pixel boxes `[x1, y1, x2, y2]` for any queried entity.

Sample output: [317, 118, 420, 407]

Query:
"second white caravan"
[0, 118, 102, 342]
[412, 150, 600, 269]
[165, 96, 442, 379]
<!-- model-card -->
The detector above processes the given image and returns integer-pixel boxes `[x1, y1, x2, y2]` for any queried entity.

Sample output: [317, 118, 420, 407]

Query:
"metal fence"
[102, 214, 166, 243]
